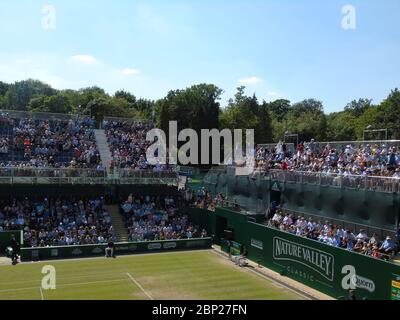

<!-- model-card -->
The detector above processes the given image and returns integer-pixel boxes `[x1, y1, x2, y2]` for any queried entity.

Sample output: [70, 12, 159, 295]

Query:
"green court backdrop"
[187, 207, 400, 300]
[20, 238, 212, 261]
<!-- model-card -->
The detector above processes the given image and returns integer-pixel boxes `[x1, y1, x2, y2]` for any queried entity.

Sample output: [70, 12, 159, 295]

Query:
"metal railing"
[204, 166, 400, 193]
[0, 167, 181, 185]
[118, 168, 179, 185]
[177, 166, 200, 176]
[119, 168, 178, 178]
[103, 116, 152, 125]
[0, 167, 107, 185]
[257, 143, 296, 154]
[279, 207, 397, 239]
[0, 109, 81, 122]
[266, 169, 400, 193]
[311, 140, 400, 153]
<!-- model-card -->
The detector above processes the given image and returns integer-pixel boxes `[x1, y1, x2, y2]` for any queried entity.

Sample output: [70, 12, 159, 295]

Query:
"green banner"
[20, 238, 212, 262]
[391, 274, 400, 300]
[221, 239, 242, 256]
[211, 207, 400, 300]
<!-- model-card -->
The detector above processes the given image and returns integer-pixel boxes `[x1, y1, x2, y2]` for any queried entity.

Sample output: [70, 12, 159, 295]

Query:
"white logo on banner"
[341, 265, 375, 292]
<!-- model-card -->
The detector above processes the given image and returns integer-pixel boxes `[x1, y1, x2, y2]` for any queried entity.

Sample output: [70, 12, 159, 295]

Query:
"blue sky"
[0, 0, 399, 113]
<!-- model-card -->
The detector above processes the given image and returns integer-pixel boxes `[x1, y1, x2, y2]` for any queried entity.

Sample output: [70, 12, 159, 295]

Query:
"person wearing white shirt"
[272, 213, 282, 225]
[306, 218, 315, 231]
[355, 229, 368, 242]
[282, 214, 293, 226]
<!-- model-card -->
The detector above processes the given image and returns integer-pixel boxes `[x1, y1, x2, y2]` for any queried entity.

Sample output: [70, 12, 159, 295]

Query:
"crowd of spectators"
[120, 194, 207, 241]
[104, 120, 174, 173]
[266, 207, 399, 261]
[0, 197, 114, 247]
[255, 140, 400, 178]
[0, 112, 103, 170]
[183, 187, 239, 212]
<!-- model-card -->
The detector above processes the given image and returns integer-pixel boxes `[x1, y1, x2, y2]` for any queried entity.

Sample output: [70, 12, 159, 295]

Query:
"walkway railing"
[103, 116, 151, 124]
[0, 167, 178, 185]
[0, 167, 107, 184]
[205, 166, 400, 193]
[257, 143, 296, 153]
[311, 140, 400, 153]
[118, 168, 179, 185]
[0, 109, 81, 122]
[250, 169, 400, 193]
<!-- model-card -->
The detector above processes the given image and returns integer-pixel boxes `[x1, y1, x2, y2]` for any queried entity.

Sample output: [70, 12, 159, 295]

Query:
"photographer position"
[7, 234, 20, 265]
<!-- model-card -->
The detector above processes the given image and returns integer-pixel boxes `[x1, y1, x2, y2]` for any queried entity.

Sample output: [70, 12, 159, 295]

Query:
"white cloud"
[267, 91, 278, 96]
[122, 68, 141, 76]
[238, 76, 263, 85]
[71, 54, 96, 64]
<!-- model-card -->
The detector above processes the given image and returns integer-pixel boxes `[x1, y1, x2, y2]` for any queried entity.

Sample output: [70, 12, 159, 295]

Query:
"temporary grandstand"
[0, 110, 399, 300]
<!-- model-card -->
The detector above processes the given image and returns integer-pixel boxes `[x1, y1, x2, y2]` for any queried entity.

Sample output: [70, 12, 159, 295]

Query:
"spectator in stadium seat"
[379, 236, 396, 256]
[371, 245, 382, 259]
[271, 211, 282, 227]
[355, 229, 369, 242]
[368, 233, 379, 246]
[352, 239, 364, 253]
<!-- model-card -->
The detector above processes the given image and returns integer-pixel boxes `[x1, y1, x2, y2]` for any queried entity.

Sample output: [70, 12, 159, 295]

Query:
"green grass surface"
[0, 250, 304, 300]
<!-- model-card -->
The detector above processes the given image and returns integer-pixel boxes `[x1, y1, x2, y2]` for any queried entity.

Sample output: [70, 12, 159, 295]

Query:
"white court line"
[126, 272, 153, 300]
[0, 271, 127, 287]
[39, 287, 44, 301]
[0, 278, 126, 294]
[0, 249, 211, 267]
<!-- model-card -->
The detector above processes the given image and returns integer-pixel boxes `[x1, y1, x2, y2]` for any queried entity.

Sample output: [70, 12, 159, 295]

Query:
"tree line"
[0, 79, 399, 143]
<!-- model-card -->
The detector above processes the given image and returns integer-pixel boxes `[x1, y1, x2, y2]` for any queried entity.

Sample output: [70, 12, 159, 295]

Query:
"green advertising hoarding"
[221, 239, 242, 256]
[391, 274, 400, 300]
[211, 207, 400, 300]
[20, 238, 212, 262]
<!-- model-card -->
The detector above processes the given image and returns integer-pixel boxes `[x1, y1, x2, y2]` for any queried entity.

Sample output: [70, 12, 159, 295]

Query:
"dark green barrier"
[184, 207, 216, 237]
[221, 239, 242, 256]
[20, 238, 212, 262]
[203, 171, 399, 231]
[212, 207, 400, 300]
[0, 231, 22, 254]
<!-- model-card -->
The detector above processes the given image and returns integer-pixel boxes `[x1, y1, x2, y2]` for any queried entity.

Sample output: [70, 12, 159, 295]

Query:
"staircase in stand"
[109, 205, 129, 242]
[94, 129, 113, 174]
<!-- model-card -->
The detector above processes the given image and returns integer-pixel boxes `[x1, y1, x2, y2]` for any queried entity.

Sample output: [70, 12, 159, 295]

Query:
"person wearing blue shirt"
[379, 236, 396, 256]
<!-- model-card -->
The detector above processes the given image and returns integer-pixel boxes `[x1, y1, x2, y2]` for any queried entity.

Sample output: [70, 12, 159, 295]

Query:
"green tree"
[27, 95, 47, 112]
[0, 81, 9, 97]
[114, 90, 136, 104]
[28, 93, 72, 114]
[378, 88, 400, 139]
[326, 112, 357, 141]
[285, 99, 327, 142]
[344, 98, 372, 117]
[220, 87, 273, 144]
[268, 99, 291, 122]
[4, 79, 56, 110]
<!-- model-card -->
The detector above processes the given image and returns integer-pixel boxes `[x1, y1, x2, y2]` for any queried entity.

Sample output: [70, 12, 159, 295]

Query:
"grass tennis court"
[0, 250, 304, 300]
